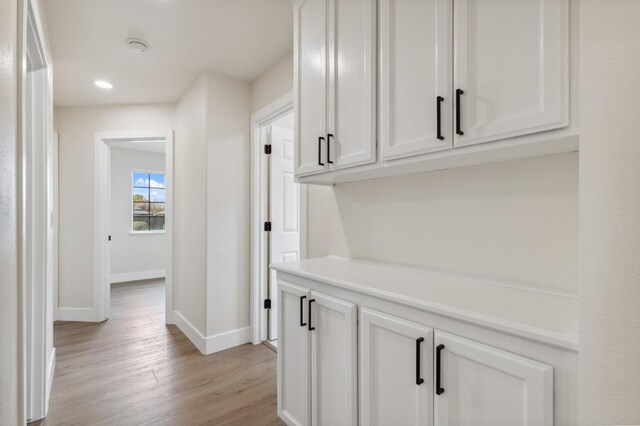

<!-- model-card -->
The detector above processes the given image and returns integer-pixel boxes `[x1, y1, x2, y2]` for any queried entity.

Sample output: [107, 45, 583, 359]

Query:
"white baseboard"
[45, 347, 56, 415]
[55, 307, 100, 322]
[110, 269, 165, 284]
[206, 326, 252, 354]
[173, 310, 251, 355]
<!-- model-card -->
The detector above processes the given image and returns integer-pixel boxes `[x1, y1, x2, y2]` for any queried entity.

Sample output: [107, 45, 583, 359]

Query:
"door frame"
[250, 91, 307, 344]
[93, 129, 175, 324]
[19, 0, 54, 421]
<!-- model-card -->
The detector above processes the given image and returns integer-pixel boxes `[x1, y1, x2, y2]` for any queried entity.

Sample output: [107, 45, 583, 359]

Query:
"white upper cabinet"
[380, 0, 452, 160]
[434, 331, 553, 426]
[453, 0, 569, 147]
[295, 0, 329, 176]
[360, 308, 434, 426]
[327, 0, 377, 169]
[294, 0, 376, 176]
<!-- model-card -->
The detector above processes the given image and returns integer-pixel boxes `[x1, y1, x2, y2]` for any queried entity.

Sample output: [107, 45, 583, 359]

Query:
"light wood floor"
[32, 279, 282, 426]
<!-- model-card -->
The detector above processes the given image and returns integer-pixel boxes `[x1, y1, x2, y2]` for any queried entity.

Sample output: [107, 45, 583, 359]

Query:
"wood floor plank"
[31, 279, 282, 426]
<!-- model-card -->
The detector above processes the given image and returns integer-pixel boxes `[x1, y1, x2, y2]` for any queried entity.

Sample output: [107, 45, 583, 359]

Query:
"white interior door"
[360, 308, 434, 426]
[277, 281, 311, 426]
[327, 0, 376, 170]
[434, 331, 553, 426]
[295, 0, 329, 176]
[453, 0, 569, 147]
[379, 0, 452, 160]
[310, 291, 357, 426]
[269, 124, 301, 341]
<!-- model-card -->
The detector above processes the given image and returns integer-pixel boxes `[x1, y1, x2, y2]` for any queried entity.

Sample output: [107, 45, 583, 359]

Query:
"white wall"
[205, 73, 252, 338]
[0, 0, 19, 421]
[174, 74, 207, 333]
[54, 104, 174, 310]
[110, 148, 166, 279]
[579, 0, 640, 422]
[308, 153, 579, 293]
[250, 53, 293, 113]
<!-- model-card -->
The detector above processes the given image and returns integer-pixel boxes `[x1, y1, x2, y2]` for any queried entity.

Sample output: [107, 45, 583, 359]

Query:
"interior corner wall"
[579, 0, 640, 423]
[0, 0, 20, 421]
[55, 104, 175, 312]
[174, 74, 207, 334]
[250, 52, 293, 114]
[204, 72, 252, 338]
[109, 148, 167, 278]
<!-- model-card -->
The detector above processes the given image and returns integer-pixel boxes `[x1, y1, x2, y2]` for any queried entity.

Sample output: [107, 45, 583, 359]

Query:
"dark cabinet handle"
[436, 344, 445, 395]
[300, 296, 307, 327]
[318, 137, 325, 166]
[455, 89, 464, 136]
[308, 299, 316, 331]
[416, 337, 425, 385]
[436, 96, 444, 140]
[327, 133, 334, 164]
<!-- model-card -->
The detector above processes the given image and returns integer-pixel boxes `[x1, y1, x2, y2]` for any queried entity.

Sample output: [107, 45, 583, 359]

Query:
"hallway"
[34, 280, 281, 425]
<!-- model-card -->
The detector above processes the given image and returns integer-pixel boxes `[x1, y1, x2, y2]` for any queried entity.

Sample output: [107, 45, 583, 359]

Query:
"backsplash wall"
[307, 152, 578, 293]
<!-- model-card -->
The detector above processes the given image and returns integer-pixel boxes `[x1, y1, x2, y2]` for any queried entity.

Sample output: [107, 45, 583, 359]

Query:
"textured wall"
[0, 0, 19, 422]
[579, 1, 640, 423]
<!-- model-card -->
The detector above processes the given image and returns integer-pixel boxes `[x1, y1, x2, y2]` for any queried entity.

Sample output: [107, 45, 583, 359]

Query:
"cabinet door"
[360, 308, 434, 426]
[434, 332, 553, 426]
[294, 0, 329, 176]
[453, 0, 569, 147]
[309, 291, 357, 425]
[278, 281, 311, 426]
[326, 0, 376, 170]
[379, 0, 452, 160]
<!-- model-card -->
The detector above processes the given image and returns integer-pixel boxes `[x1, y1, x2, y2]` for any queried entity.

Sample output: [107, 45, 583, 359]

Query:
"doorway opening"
[94, 130, 174, 324]
[251, 92, 307, 347]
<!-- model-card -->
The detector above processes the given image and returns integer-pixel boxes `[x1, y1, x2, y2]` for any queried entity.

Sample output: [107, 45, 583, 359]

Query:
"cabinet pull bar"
[436, 344, 445, 395]
[308, 299, 316, 331]
[455, 89, 464, 136]
[318, 136, 325, 166]
[416, 337, 425, 385]
[327, 133, 334, 164]
[300, 295, 307, 327]
[436, 97, 444, 140]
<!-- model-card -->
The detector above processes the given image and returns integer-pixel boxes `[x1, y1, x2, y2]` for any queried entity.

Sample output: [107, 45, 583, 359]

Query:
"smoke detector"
[127, 38, 148, 55]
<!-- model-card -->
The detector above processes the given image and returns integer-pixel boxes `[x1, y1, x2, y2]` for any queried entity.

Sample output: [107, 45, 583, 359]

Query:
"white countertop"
[271, 256, 579, 350]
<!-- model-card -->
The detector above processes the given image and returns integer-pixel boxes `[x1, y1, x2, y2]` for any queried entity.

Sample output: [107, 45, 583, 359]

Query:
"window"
[132, 171, 165, 232]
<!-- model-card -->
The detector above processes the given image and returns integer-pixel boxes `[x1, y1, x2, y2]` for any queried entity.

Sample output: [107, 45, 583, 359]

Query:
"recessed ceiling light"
[94, 80, 113, 90]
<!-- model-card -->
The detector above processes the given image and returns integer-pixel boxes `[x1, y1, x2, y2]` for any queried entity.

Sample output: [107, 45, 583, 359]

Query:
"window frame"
[130, 169, 166, 234]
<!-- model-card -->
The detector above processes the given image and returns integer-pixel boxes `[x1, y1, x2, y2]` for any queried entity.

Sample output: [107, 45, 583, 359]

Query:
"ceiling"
[110, 140, 166, 154]
[44, 0, 294, 106]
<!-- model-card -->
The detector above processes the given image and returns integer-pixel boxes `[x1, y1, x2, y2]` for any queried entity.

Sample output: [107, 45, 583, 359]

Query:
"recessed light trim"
[94, 80, 113, 89]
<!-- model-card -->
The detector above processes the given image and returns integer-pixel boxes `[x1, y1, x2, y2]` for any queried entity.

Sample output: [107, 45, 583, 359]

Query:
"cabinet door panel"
[310, 291, 357, 426]
[454, 0, 569, 147]
[278, 281, 311, 426]
[295, 0, 328, 176]
[380, 0, 452, 160]
[360, 308, 434, 426]
[434, 332, 553, 426]
[327, 0, 376, 170]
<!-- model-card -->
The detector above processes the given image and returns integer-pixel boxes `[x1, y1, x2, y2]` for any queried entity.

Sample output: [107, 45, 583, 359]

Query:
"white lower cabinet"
[278, 281, 311, 426]
[278, 282, 555, 426]
[433, 331, 553, 426]
[278, 283, 357, 426]
[360, 308, 434, 426]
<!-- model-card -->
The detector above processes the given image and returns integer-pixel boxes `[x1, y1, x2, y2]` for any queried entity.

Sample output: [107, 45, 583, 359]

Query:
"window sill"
[129, 230, 166, 235]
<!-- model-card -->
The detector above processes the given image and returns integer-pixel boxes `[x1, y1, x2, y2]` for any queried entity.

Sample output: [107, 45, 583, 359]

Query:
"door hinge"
[264, 221, 271, 232]
[264, 299, 272, 309]
[264, 144, 272, 154]
[108, 235, 111, 241]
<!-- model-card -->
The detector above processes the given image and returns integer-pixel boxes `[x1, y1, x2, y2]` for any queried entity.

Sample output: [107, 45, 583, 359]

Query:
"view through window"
[132, 171, 165, 232]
